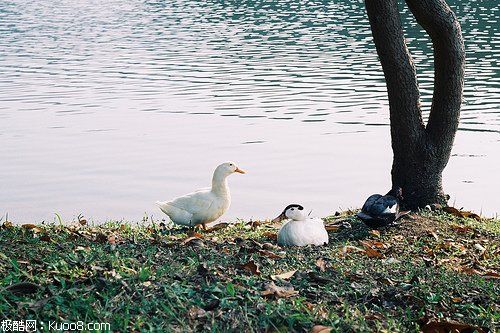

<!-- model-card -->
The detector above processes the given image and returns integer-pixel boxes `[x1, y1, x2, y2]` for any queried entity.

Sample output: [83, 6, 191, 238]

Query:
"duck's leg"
[201, 223, 207, 231]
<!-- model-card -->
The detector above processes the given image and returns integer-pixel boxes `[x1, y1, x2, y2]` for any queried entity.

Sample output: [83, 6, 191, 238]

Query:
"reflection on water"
[0, 0, 498, 222]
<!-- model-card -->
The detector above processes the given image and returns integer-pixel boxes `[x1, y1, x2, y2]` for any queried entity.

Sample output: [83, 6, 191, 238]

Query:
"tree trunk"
[364, 0, 465, 209]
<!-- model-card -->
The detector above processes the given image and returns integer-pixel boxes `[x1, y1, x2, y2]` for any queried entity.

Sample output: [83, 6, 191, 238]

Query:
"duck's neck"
[211, 172, 230, 196]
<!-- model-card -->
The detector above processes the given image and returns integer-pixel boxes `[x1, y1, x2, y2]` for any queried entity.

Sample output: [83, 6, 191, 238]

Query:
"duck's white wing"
[278, 221, 310, 246]
[156, 202, 193, 226]
[157, 190, 215, 226]
[277, 221, 294, 246]
[307, 218, 329, 245]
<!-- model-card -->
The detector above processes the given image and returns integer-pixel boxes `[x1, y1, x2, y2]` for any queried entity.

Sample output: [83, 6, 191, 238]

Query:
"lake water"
[1, 0, 498, 223]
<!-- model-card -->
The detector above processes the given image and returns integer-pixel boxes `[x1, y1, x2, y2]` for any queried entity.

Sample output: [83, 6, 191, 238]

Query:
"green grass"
[0, 210, 498, 332]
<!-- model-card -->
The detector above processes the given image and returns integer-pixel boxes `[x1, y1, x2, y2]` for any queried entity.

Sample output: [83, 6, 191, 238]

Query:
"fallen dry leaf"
[307, 271, 333, 284]
[310, 325, 332, 333]
[39, 235, 51, 242]
[22, 224, 43, 233]
[271, 270, 297, 281]
[261, 282, 298, 298]
[258, 249, 284, 259]
[474, 243, 486, 252]
[203, 299, 220, 311]
[359, 241, 383, 258]
[370, 241, 387, 249]
[369, 230, 380, 238]
[378, 277, 395, 285]
[341, 245, 365, 254]
[459, 266, 481, 275]
[474, 243, 487, 259]
[365, 312, 385, 321]
[206, 223, 229, 232]
[484, 271, 500, 279]
[304, 301, 315, 311]
[249, 239, 264, 249]
[6, 282, 42, 295]
[451, 225, 473, 233]
[188, 306, 206, 319]
[107, 235, 117, 245]
[429, 231, 439, 241]
[443, 206, 462, 216]
[315, 258, 327, 272]
[461, 211, 481, 220]
[262, 232, 278, 241]
[365, 247, 383, 258]
[262, 242, 280, 250]
[239, 260, 261, 275]
[181, 236, 201, 245]
[1, 221, 13, 228]
[397, 210, 411, 219]
[95, 233, 108, 243]
[420, 318, 487, 333]
[29, 297, 52, 311]
[246, 220, 264, 229]
[324, 225, 340, 232]
[443, 207, 481, 221]
[187, 231, 204, 238]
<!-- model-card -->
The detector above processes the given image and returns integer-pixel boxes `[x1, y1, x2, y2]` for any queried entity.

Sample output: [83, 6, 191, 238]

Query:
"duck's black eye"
[229, 163, 233, 166]
[291, 208, 294, 211]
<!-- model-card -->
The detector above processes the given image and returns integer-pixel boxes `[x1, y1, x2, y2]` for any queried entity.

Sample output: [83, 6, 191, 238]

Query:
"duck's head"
[272, 204, 306, 223]
[215, 162, 246, 177]
[386, 187, 403, 200]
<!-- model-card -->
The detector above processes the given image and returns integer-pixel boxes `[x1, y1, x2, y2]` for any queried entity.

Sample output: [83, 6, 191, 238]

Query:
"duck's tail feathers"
[356, 211, 373, 221]
[156, 201, 170, 213]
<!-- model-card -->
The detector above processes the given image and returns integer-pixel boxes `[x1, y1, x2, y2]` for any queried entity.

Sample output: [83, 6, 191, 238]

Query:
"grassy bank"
[1, 210, 498, 332]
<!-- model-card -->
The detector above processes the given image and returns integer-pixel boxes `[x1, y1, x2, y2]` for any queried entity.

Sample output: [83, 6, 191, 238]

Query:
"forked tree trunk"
[364, 0, 465, 209]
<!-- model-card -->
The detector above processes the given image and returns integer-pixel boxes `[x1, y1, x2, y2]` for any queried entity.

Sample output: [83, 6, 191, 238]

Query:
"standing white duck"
[273, 204, 329, 246]
[156, 162, 245, 230]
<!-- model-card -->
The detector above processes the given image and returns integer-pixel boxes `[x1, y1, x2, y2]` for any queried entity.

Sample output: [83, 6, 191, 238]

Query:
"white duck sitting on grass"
[156, 162, 245, 230]
[273, 204, 329, 246]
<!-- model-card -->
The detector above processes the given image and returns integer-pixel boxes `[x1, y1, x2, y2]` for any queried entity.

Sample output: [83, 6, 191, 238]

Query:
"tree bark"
[364, 0, 465, 209]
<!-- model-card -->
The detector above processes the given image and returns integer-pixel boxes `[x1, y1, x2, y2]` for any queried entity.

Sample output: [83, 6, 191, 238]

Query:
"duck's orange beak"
[235, 167, 246, 174]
